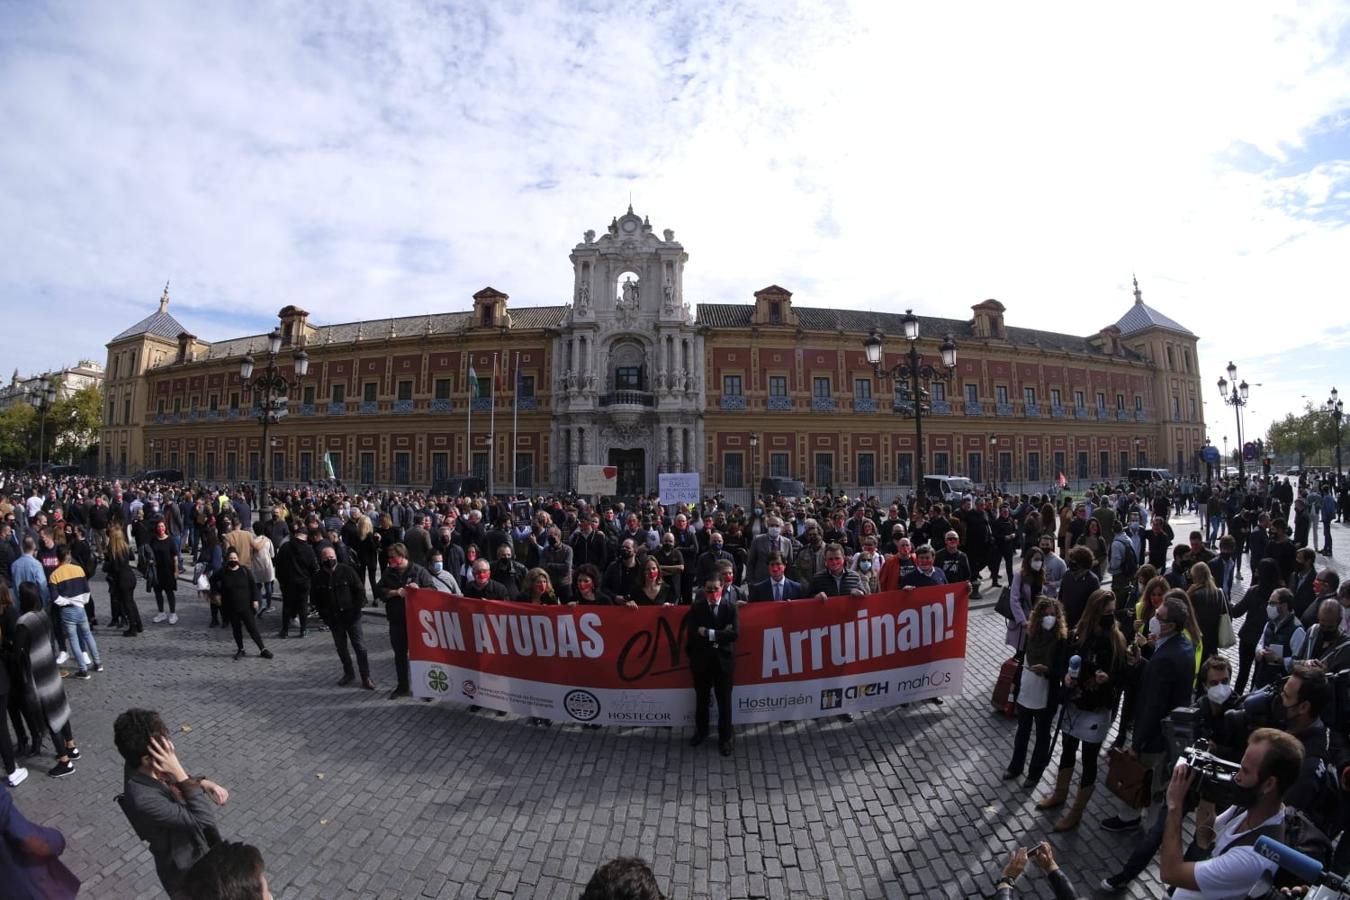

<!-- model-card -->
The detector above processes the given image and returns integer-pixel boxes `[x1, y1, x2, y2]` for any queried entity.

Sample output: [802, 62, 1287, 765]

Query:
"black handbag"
[994, 584, 1013, 619]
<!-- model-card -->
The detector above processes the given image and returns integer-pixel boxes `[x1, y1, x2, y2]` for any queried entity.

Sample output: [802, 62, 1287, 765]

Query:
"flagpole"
[488, 351, 498, 497]
[467, 359, 476, 484]
[511, 351, 520, 497]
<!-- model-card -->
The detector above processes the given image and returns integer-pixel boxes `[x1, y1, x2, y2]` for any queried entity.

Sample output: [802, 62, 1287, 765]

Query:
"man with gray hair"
[746, 515, 795, 584]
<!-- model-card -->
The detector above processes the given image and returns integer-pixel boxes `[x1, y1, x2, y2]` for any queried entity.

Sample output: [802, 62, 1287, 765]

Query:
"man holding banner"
[687, 576, 740, 756]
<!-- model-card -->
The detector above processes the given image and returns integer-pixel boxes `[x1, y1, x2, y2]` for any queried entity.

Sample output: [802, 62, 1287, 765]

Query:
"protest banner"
[657, 472, 701, 507]
[407, 584, 968, 726]
[576, 464, 617, 495]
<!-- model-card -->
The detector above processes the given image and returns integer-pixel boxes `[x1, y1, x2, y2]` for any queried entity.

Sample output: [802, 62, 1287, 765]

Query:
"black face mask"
[323, 558, 337, 569]
[227, 560, 239, 569]
[1099, 612, 1116, 630]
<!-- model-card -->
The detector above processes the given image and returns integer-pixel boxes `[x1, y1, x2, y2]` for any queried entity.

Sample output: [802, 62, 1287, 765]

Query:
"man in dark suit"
[687, 576, 739, 756]
[1207, 535, 1239, 601]
[1288, 548, 1318, 623]
[748, 552, 804, 602]
[1101, 596, 1194, 833]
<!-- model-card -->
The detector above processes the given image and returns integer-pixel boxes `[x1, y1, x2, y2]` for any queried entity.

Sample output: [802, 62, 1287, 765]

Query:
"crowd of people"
[0, 466, 1346, 896]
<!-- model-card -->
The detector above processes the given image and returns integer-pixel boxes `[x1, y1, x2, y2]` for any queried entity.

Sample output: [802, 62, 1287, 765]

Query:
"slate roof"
[110, 310, 189, 343]
[1114, 300, 1194, 336]
[199, 306, 570, 361]
[695, 304, 1146, 361]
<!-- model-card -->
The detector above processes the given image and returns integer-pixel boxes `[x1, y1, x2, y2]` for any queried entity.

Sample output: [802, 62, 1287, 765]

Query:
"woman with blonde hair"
[521, 569, 558, 605]
[1187, 562, 1227, 686]
[103, 526, 144, 636]
[1038, 588, 1128, 832]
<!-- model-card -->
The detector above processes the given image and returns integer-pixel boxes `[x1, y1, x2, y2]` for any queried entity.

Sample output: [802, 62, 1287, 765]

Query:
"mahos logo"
[563, 689, 601, 722]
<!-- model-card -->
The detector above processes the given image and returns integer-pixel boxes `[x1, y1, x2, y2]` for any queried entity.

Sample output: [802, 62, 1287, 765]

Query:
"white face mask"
[1206, 684, 1233, 705]
[1267, 604, 1280, 621]
[1030, 560, 1043, 572]
[1040, 615, 1056, 631]
[1148, 616, 1163, 637]
[768, 526, 780, 538]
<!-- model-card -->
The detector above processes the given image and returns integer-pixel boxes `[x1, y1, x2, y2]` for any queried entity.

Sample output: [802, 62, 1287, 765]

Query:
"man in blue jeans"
[48, 544, 102, 679]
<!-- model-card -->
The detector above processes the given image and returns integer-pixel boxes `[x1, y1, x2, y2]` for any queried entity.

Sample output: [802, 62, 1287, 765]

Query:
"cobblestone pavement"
[12, 509, 1348, 899]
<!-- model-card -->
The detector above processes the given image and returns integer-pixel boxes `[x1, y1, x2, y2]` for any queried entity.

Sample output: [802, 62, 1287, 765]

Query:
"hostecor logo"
[563, 689, 601, 722]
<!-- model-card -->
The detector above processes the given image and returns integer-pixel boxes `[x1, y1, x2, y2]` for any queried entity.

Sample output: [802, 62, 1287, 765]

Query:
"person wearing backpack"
[1107, 520, 1139, 608]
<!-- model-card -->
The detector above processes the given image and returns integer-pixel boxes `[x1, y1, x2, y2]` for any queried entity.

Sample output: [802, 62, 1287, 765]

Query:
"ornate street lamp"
[1217, 361, 1250, 479]
[29, 378, 57, 469]
[863, 312, 957, 495]
[749, 431, 759, 509]
[240, 329, 308, 516]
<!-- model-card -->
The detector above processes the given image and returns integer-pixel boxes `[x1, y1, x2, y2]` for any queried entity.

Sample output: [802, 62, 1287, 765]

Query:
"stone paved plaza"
[13, 510, 1348, 899]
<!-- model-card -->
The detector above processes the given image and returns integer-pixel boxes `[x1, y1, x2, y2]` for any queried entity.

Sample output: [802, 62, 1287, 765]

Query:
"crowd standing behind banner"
[0, 467, 1346, 895]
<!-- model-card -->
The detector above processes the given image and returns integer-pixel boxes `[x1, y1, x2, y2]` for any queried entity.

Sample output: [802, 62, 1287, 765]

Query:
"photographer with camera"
[993, 841, 1078, 899]
[1101, 656, 1242, 892]
[1161, 728, 1304, 898]
[1253, 589, 1308, 692]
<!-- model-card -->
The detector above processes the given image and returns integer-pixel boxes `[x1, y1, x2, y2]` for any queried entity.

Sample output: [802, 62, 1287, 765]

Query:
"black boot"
[210, 607, 220, 627]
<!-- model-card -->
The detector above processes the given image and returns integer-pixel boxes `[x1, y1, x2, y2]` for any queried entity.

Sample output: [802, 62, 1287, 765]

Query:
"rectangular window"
[519, 375, 535, 399]
[614, 366, 641, 391]
[857, 453, 875, 487]
[434, 378, 452, 400]
[1096, 391, 1107, 409]
[995, 385, 1009, 404]
[230, 392, 240, 409]
[1172, 396, 1181, 419]
[272, 452, 285, 484]
[363, 382, 378, 402]
[1120, 451, 1129, 476]
[432, 452, 449, 483]
[967, 453, 983, 483]
[769, 452, 789, 478]
[1115, 392, 1125, 410]
[722, 374, 743, 396]
[330, 383, 345, 404]
[1027, 451, 1041, 483]
[1183, 349, 1191, 373]
[1076, 451, 1089, 480]
[173, 397, 181, 413]
[1138, 449, 1148, 467]
[1074, 390, 1085, 408]
[299, 452, 312, 483]
[157, 399, 166, 414]
[812, 376, 831, 398]
[930, 382, 946, 402]
[1135, 395, 1143, 411]
[394, 452, 410, 484]
[169, 451, 179, 469]
[768, 375, 787, 397]
[1023, 387, 1036, 405]
[723, 452, 744, 489]
[154, 450, 164, 468]
[327, 452, 343, 482]
[1053, 451, 1066, 480]
[248, 452, 260, 482]
[1099, 450, 1110, 479]
[208, 394, 219, 411]
[1050, 388, 1062, 408]
[854, 379, 872, 400]
[481, 306, 493, 327]
[933, 451, 950, 476]
[397, 380, 413, 401]
[1189, 398, 1197, 422]
[360, 452, 376, 484]
[515, 452, 534, 489]
[769, 302, 782, 325]
[471, 452, 488, 483]
[226, 452, 237, 482]
[965, 384, 979, 404]
[897, 452, 913, 487]
[205, 453, 216, 481]
[998, 452, 1012, 483]
[186, 452, 197, 480]
[814, 452, 834, 486]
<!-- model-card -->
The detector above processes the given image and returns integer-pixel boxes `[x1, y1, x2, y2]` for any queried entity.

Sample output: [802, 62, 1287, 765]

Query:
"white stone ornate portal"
[552, 207, 705, 495]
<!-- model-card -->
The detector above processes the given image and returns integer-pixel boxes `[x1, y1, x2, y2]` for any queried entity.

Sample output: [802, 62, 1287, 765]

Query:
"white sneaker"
[55, 651, 69, 665]
[82, 651, 92, 666]
[153, 612, 168, 623]
[168, 613, 179, 625]
[6, 767, 28, 787]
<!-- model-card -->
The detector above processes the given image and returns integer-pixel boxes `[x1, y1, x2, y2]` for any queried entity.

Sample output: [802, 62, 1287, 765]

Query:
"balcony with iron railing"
[599, 391, 655, 408]
[1024, 403, 1040, 418]
[811, 395, 836, 412]
[392, 399, 415, 414]
[719, 394, 747, 411]
[430, 398, 454, 413]
[767, 394, 792, 411]
[854, 397, 877, 413]
[995, 402, 1014, 417]
[964, 401, 984, 416]
[328, 401, 346, 415]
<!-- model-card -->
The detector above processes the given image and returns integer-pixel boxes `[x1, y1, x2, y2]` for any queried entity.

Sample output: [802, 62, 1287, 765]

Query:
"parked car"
[1126, 467, 1173, 483]
[923, 475, 975, 502]
[760, 476, 806, 500]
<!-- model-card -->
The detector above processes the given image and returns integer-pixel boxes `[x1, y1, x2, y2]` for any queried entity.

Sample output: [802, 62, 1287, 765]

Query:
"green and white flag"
[468, 365, 479, 399]
[323, 451, 335, 480]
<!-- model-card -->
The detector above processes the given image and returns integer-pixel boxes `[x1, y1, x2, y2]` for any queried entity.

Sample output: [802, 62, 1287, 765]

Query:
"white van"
[923, 475, 976, 502]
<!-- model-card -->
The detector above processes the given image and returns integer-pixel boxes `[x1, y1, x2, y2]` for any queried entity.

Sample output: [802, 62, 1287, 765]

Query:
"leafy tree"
[50, 384, 103, 463]
[0, 402, 37, 467]
[1265, 403, 1336, 467]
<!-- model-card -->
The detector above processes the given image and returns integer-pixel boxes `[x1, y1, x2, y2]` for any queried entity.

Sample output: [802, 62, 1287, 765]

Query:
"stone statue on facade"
[621, 276, 639, 307]
[576, 279, 590, 314]
[662, 278, 675, 314]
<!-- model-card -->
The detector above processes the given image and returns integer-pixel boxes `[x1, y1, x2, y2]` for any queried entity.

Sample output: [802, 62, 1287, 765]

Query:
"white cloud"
[1, 0, 1347, 444]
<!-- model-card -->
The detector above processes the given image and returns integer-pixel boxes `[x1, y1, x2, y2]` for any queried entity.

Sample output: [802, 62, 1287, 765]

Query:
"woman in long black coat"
[13, 584, 79, 777]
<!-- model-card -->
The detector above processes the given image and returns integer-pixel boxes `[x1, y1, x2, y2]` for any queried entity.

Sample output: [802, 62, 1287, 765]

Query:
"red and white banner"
[407, 584, 968, 726]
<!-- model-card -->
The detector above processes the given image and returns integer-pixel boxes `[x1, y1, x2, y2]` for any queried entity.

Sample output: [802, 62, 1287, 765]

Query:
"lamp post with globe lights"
[862, 311, 957, 496]
[1217, 361, 1249, 480]
[239, 329, 308, 517]
[1328, 388, 1343, 481]
[28, 378, 57, 470]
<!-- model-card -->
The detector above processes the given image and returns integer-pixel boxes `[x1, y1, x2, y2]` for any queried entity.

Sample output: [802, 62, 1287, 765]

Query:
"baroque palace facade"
[101, 207, 1206, 497]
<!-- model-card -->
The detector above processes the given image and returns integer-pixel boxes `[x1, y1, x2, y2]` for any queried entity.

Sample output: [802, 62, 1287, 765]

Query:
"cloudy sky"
[3, 1, 1348, 445]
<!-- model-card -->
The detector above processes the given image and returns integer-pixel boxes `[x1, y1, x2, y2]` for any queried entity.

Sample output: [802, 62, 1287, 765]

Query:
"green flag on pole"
[468, 365, 479, 399]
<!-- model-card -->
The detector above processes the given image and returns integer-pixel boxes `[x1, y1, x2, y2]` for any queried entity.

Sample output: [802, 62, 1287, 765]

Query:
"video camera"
[1176, 740, 1246, 809]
